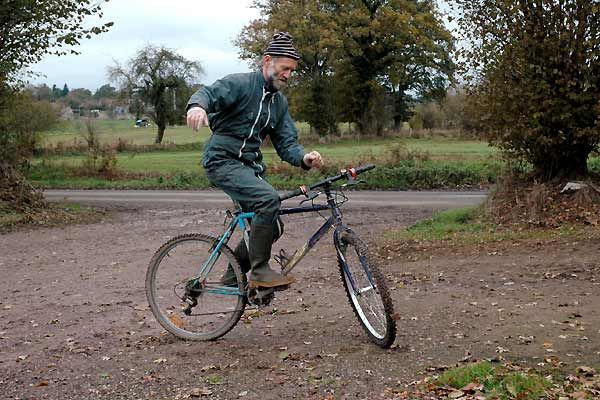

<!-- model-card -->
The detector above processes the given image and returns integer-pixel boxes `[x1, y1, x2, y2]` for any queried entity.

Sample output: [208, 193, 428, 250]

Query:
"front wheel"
[336, 229, 396, 348]
[145, 233, 246, 341]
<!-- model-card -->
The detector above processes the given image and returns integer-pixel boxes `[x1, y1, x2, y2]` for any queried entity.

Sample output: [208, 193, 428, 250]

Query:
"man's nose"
[281, 70, 291, 79]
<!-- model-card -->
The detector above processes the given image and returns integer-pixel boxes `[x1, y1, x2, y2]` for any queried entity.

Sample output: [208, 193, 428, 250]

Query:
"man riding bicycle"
[186, 32, 323, 290]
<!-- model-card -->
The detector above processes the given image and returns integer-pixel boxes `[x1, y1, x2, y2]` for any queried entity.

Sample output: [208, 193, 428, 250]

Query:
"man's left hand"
[303, 151, 323, 169]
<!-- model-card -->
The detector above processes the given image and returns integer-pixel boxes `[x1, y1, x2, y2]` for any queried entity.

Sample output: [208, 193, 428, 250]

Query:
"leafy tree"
[0, 92, 59, 211]
[332, 0, 454, 134]
[0, 0, 111, 210]
[66, 88, 93, 110]
[109, 45, 203, 143]
[237, 1, 341, 136]
[29, 84, 53, 102]
[0, 0, 113, 89]
[0, 93, 58, 163]
[452, 0, 600, 180]
[94, 84, 117, 99]
[62, 83, 69, 97]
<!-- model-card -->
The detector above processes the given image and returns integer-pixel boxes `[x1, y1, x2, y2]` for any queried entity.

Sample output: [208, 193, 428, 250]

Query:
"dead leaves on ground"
[382, 360, 600, 399]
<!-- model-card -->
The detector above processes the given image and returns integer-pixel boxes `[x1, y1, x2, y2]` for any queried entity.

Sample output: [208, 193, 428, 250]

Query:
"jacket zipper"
[239, 87, 267, 159]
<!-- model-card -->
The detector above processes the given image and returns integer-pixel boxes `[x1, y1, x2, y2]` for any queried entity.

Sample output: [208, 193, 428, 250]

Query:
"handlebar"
[279, 164, 375, 201]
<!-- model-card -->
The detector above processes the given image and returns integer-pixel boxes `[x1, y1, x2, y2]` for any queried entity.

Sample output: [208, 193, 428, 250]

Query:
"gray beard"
[266, 67, 286, 91]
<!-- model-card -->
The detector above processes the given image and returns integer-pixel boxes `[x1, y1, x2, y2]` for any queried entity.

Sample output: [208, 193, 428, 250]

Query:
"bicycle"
[145, 164, 397, 348]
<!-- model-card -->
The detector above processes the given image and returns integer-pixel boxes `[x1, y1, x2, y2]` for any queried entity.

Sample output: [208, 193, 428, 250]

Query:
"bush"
[453, 0, 600, 180]
[0, 90, 59, 166]
[78, 119, 121, 179]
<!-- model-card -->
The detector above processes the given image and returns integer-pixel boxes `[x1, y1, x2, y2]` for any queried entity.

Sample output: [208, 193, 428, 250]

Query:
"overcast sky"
[30, 0, 261, 91]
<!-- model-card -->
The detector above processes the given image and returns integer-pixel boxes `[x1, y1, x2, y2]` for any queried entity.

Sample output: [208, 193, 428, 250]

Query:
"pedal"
[274, 248, 290, 269]
[247, 287, 275, 307]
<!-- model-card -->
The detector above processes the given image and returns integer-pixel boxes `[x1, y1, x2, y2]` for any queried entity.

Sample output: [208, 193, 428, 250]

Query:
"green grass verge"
[436, 361, 551, 400]
[26, 165, 212, 189]
[394, 207, 488, 241]
[383, 206, 594, 245]
[26, 159, 501, 190]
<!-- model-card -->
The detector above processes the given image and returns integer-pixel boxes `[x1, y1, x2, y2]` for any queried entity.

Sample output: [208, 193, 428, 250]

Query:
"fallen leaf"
[461, 382, 483, 392]
[168, 314, 184, 329]
[570, 391, 587, 400]
[448, 390, 464, 398]
[576, 366, 596, 376]
[190, 387, 213, 397]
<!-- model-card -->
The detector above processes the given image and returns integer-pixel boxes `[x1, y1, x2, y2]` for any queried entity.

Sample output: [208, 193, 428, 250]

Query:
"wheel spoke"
[146, 234, 246, 341]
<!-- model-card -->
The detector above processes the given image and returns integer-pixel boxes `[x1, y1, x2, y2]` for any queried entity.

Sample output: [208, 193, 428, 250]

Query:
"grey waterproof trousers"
[205, 159, 281, 228]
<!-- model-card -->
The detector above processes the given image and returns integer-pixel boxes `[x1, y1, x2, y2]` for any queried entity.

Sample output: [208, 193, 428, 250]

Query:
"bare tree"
[109, 45, 203, 143]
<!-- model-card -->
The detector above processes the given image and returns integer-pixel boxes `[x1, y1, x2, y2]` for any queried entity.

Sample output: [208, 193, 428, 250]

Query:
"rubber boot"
[248, 224, 294, 289]
[220, 240, 251, 287]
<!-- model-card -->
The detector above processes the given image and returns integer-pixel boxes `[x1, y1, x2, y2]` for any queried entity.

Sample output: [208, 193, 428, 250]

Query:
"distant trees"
[94, 84, 117, 99]
[109, 45, 203, 143]
[452, 0, 600, 180]
[237, 0, 454, 135]
[65, 88, 93, 110]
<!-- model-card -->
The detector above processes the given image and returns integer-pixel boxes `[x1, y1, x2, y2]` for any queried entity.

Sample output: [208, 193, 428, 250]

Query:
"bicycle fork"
[334, 229, 377, 296]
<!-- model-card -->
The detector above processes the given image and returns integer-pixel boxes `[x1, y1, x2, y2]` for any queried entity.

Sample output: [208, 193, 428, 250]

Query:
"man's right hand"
[186, 107, 209, 131]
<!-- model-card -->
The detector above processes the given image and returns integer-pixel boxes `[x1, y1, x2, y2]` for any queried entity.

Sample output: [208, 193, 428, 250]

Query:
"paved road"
[44, 189, 487, 209]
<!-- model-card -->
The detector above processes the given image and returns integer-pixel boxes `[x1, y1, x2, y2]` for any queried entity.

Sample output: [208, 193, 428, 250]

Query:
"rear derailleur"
[181, 279, 203, 315]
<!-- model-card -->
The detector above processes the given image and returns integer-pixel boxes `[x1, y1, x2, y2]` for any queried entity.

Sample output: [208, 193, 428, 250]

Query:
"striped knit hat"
[263, 32, 301, 60]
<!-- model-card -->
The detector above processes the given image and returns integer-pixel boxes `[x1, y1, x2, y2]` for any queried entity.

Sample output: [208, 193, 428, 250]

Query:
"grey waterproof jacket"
[187, 71, 306, 174]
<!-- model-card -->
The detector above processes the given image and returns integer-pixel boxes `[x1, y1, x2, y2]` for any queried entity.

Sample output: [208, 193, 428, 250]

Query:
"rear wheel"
[145, 233, 246, 340]
[336, 229, 396, 348]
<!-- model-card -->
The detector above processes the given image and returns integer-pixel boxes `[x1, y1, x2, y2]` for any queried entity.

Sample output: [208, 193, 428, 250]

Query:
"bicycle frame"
[197, 185, 374, 297]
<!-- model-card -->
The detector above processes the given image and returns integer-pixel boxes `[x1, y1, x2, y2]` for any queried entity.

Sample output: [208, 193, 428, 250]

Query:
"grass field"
[36, 137, 498, 173]
[40, 120, 496, 158]
[31, 119, 598, 190]
[41, 119, 212, 146]
[38, 120, 499, 170]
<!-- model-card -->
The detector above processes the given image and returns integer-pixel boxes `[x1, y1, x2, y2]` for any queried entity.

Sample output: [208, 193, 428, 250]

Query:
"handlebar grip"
[353, 164, 376, 175]
[279, 188, 303, 201]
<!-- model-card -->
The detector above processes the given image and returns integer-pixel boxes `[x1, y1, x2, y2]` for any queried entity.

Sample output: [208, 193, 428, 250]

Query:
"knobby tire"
[337, 230, 396, 348]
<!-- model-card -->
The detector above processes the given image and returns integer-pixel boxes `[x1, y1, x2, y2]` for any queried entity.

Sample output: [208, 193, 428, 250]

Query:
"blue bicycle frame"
[197, 187, 375, 298]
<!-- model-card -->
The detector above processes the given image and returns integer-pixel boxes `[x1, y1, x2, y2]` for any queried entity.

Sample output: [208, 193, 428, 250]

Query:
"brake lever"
[341, 179, 365, 188]
[300, 190, 319, 204]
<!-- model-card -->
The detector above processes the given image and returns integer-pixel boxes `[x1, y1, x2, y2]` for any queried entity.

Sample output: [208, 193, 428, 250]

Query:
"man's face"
[264, 56, 298, 90]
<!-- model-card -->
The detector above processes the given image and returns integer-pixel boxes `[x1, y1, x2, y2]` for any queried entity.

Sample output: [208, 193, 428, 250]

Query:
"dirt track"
[1, 203, 599, 399]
